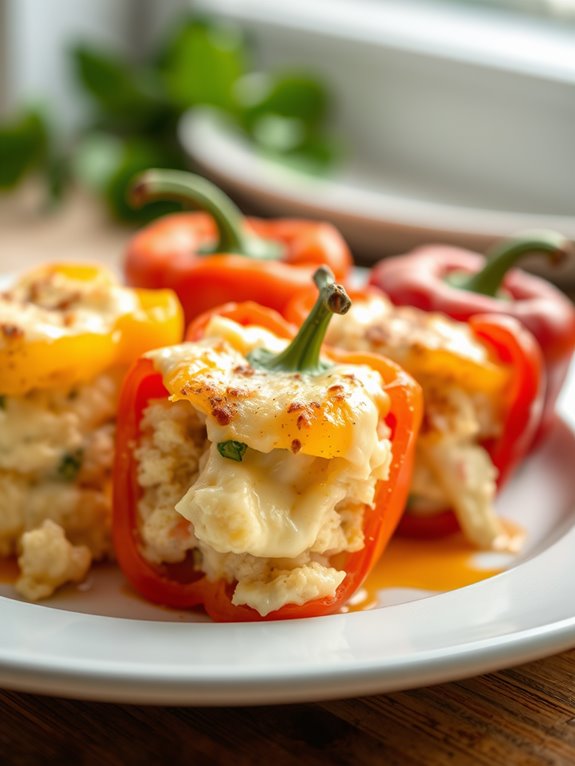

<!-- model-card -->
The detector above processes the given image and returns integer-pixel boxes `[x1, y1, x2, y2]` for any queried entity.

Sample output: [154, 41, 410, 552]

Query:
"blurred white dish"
[180, 109, 575, 283]
[190, 0, 575, 284]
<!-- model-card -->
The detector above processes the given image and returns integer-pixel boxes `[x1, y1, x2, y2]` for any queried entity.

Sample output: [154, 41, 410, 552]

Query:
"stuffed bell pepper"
[285, 287, 543, 551]
[124, 169, 352, 324]
[0, 262, 182, 600]
[369, 231, 575, 444]
[113, 268, 422, 621]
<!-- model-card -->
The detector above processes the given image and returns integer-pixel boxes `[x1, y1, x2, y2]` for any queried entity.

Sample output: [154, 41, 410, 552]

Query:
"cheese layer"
[0, 264, 139, 344]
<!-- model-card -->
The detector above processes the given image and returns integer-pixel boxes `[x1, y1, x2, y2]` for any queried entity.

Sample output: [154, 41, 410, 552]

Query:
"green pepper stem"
[248, 266, 351, 374]
[129, 169, 281, 260]
[451, 230, 572, 296]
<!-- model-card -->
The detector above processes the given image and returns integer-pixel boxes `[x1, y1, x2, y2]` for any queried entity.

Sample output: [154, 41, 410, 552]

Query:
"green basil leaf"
[262, 134, 340, 176]
[102, 137, 187, 223]
[236, 72, 329, 128]
[0, 110, 48, 188]
[72, 46, 167, 130]
[72, 133, 125, 193]
[161, 19, 248, 111]
[56, 449, 84, 482]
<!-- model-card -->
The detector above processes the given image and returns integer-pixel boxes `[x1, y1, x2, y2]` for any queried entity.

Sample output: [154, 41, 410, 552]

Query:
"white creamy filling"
[16, 520, 92, 601]
[0, 374, 119, 568]
[0, 400, 83, 476]
[232, 563, 346, 616]
[176, 441, 388, 560]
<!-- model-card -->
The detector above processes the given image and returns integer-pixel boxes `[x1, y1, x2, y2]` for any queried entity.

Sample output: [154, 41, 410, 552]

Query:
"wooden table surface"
[1, 185, 574, 765]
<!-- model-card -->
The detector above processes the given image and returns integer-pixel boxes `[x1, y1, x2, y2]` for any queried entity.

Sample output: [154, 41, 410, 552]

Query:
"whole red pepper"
[369, 231, 575, 444]
[113, 270, 422, 620]
[285, 286, 544, 542]
[124, 169, 352, 325]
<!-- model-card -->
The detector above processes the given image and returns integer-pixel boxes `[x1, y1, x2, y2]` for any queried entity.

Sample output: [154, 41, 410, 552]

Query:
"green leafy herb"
[74, 134, 186, 222]
[56, 449, 84, 482]
[160, 19, 248, 112]
[236, 72, 328, 128]
[72, 46, 168, 131]
[0, 109, 48, 189]
[1, 14, 340, 221]
[217, 440, 248, 462]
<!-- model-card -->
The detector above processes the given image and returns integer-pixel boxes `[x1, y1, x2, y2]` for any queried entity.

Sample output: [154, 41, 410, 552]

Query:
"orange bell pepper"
[113, 268, 422, 621]
[124, 169, 352, 324]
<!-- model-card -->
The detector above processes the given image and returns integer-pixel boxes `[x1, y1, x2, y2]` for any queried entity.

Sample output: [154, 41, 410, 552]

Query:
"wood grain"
[1, 650, 574, 765]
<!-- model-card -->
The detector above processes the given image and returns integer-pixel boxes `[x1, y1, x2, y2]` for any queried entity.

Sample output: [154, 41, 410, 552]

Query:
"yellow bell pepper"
[0, 262, 183, 395]
[162, 340, 389, 461]
[400, 346, 509, 395]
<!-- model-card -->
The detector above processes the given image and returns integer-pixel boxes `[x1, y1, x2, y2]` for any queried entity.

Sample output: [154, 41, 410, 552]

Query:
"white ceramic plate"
[180, 109, 575, 284]
[1, 364, 575, 706]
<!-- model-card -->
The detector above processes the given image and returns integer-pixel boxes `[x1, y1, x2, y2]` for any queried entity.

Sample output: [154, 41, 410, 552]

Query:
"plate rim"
[180, 109, 575, 242]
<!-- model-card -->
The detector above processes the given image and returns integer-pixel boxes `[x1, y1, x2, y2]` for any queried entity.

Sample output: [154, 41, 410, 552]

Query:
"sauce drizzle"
[0, 557, 19, 585]
[345, 534, 506, 612]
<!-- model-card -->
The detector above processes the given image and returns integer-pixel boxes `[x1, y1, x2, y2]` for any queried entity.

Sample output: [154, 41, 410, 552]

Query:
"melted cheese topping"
[140, 317, 392, 615]
[328, 292, 508, 394]
[0, 264, 139, 344]
[150, 338, 389, 467]
[176, 443, 385, 559]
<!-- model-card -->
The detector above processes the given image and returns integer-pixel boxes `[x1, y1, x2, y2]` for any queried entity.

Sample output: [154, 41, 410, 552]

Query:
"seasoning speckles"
[233, 364, 255, 377]
[291, 439, 302, 454]
[297, 413, 311, 430]
[1, 324, 25, 341]
[211, 405, 233, 426]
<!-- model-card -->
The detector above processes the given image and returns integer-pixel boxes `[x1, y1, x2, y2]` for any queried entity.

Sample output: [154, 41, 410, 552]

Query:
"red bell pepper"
[124, 169, 352, 325]
[285, 286, 544, 542]
[369, 231, 575, 444]
[113, 268, 422, 620]
[398, 312, 544, 539]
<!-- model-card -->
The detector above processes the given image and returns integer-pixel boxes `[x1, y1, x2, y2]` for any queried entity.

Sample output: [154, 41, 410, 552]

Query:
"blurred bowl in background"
[180, 108, 575, 281]
[187, 0, 575, 282]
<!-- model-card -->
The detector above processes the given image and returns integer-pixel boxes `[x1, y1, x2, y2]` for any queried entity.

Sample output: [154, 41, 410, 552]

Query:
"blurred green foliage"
[0, 109, 48, 189]
[0, 16, 338, 224]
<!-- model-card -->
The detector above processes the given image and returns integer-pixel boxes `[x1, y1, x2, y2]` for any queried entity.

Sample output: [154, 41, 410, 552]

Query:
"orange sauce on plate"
[344, 529, 517, 612]
[0, 557, 19, 584]
[0, 524, 521, 616]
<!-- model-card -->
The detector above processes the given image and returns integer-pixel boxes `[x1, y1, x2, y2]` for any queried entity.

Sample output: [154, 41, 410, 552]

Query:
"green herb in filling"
[56, 449, 84, 481]
[217, 440, 247, 462]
